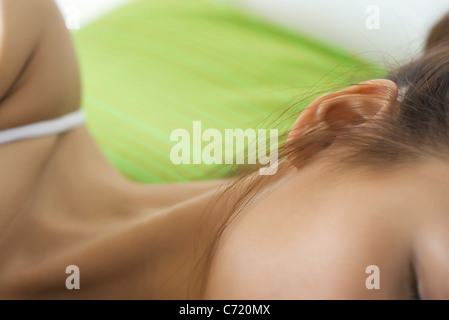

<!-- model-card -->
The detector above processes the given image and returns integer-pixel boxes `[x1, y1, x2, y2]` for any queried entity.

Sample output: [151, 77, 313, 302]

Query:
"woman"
[0, 0, 448, 300]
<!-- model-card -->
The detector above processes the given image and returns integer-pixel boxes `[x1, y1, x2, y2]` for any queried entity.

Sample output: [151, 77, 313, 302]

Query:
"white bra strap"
[0, 110, 86, 146]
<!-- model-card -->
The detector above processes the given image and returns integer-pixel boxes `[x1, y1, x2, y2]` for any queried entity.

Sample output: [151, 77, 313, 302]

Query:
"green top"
[74, 0, 382, 183]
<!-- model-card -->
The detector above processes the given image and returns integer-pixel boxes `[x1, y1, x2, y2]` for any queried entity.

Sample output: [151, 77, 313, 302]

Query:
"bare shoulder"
[0, 0, 81, 130]
[204, 174, 416, 299]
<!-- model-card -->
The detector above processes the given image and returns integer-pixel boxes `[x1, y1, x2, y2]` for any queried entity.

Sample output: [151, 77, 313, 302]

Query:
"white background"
[54, 0, 136, 27]
[55, 0, 449, 64]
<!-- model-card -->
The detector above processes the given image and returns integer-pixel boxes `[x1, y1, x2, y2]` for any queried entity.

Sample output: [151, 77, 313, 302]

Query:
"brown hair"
[192, 13, 449, 298]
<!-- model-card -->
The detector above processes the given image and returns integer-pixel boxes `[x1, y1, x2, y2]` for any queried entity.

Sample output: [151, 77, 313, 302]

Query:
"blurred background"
[53, 0, 449, 184]
[56, 0, 449, 64]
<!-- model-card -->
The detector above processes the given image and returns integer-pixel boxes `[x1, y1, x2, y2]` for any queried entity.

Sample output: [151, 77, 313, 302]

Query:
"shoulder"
[0, 0, 81, 130]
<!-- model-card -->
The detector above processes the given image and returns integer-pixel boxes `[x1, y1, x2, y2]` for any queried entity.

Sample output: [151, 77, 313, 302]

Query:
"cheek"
[414, 218, 449, 299]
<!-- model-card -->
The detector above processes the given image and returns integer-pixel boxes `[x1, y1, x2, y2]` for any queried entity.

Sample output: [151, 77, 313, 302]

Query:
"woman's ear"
[287, 79, 398, 167]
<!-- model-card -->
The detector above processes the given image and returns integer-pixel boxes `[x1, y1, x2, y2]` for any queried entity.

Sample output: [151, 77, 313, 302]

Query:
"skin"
[205, 156, 449, 299]
[1, 0, 448, 300]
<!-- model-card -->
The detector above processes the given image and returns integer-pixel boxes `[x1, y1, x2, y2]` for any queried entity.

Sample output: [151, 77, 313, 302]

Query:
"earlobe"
[286, 79, 398, 167]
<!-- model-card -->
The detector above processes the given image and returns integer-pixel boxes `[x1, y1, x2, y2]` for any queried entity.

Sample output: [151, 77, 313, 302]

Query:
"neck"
[47, 126, 232, 298]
